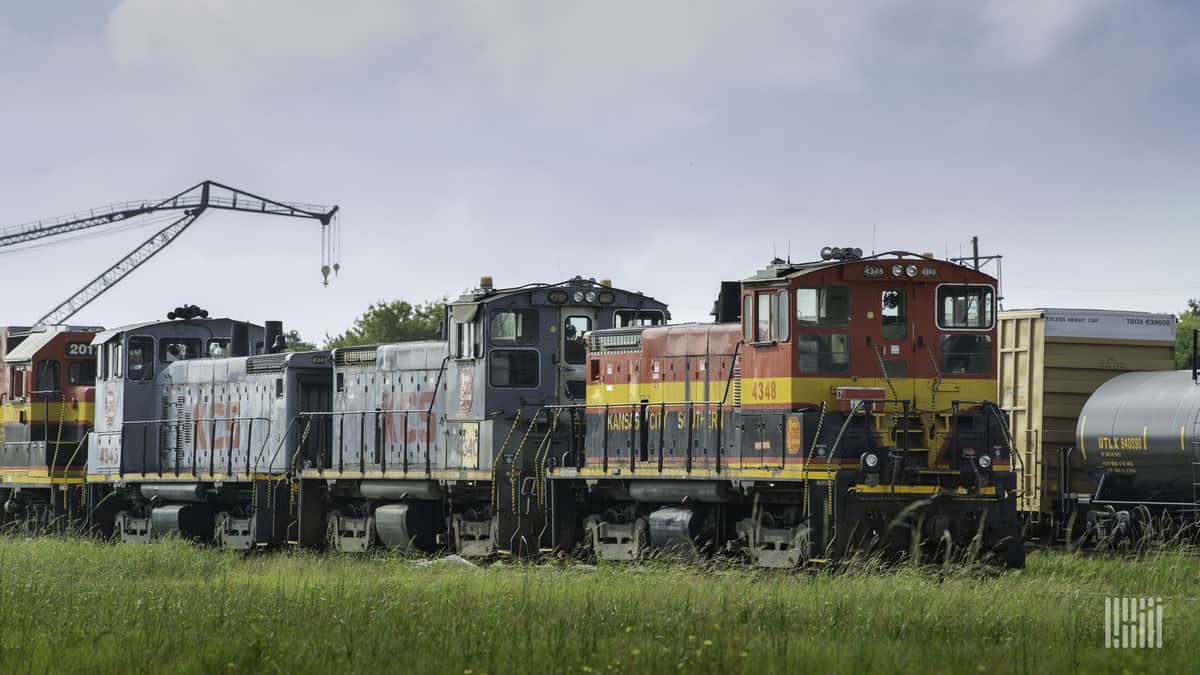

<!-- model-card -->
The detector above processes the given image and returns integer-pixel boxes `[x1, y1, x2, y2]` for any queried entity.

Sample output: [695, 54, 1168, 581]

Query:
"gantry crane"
[0, 181, 340, 325]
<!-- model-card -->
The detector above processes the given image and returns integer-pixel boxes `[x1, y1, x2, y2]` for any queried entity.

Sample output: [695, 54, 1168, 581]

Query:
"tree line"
[286, 299, 445, 351]
[1175, 299, 1200, 368]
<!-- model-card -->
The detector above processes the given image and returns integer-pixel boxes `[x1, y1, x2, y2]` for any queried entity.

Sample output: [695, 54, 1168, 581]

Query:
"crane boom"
[9, 180, 340, 326]
[37, 210, 204, 326]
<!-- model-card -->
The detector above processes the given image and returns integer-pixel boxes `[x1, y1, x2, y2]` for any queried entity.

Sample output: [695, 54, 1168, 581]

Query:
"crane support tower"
[0, 180, 340, 326]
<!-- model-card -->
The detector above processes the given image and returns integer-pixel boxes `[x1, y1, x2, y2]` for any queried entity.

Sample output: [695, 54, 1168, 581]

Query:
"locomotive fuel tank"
[1078, 370, 1200, 505]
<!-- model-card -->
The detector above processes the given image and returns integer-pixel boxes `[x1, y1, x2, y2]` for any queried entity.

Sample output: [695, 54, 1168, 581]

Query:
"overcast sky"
[2, 1, 1198, 341]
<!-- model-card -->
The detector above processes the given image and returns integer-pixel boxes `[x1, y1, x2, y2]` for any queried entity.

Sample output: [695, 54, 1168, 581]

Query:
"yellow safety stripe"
[587, 376, 995, 410]
[0, 402, 95, 425]
[851, 484, 997, 496]
[2, 469, 87, 485]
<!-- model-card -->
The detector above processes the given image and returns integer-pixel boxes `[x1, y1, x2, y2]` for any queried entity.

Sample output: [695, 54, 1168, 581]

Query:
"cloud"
[106, 0, 892, 94]
[980, 0, 1121, 66]
[107, 0, 424, 71]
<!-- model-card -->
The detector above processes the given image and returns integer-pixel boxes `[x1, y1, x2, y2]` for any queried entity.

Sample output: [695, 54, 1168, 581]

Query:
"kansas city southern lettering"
[604, 410, 726, 432]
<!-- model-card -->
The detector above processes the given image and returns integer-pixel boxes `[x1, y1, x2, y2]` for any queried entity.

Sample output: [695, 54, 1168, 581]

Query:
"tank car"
[297, 276, 669, 555]
[0, 325, 100, 531]
[1071, 369, 1200, 539]
[544, 251, 1024, 567]
[86, 308, 331, 547]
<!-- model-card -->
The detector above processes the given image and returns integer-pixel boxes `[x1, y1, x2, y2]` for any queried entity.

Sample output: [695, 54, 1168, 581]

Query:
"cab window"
[455, 321, 480, 359]
[160, 338, 202, 363]
[937, 285, 994, 329]
[796, 286, 850, 326]
[777, 292, 790, 341]
[564, 316, 591, 365]
[490, 349, 539, 388]
[491, 310, 538, 345]
[128, 336, 155, 381]
[9, 366, 24, 399]
[614, 310, 664, 328]
[756, 292, 771, 341]
[798, 334, 850, 373]
[207, 338, 231, 358]
[34, 360, 60, 393]
[110, 342, 123, 379]
[941, 335, 992, 374]
[752, 291, 790, 342]
[881, 289, 906, 339]
[69, 362, 97, 386]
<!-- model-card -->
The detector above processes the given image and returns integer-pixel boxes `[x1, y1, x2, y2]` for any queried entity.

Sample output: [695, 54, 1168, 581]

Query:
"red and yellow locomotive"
[0, 325, 99, 531]
[546, 250, 1022, 566]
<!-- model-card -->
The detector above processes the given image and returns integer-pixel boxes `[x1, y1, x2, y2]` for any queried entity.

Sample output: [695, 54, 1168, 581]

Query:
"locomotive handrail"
[95, 415, 272, 479]
[949, 399, 1024, 476]
[547, 398, 728, 475]
[290, 407, 439, 475]
[981, 400, 1023, 476]
[541, 340, 739, 477]
[426, 356, 452, 476]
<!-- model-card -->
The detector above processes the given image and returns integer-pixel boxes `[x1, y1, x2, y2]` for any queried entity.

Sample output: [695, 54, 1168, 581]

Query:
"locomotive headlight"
[891, 264, 903, 277]
[585, 290, 598, 303]
[921, 265, 937, 278]
[863, 452, 880, 469]
[572, 291, 585, 303]
[978, 454, 992, 470]
[598, 291, 615, 305]
[905, 264, 918, 277]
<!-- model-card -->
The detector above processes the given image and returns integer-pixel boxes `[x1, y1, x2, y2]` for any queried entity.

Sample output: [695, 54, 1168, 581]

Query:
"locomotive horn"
[820, 247, 834, 260]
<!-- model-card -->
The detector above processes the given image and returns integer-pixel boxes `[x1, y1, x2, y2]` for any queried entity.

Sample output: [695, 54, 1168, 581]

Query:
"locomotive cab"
[0, 325, 101, 532]
[85, 310, 285, 542]
[546, 250, 1023, 567]
[734, 254, 1001, 473]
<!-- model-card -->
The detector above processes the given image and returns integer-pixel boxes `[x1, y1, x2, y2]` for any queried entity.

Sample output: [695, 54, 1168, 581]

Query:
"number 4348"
[750, 381, 777, 401]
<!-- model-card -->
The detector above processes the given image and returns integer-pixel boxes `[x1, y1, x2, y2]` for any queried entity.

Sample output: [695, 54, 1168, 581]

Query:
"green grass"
[0, 538, 1195, 674]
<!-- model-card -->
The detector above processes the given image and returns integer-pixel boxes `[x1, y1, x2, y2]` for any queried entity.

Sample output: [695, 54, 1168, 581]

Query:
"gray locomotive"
[296, 276, 668, 556]
[86, 307, 330, 548]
